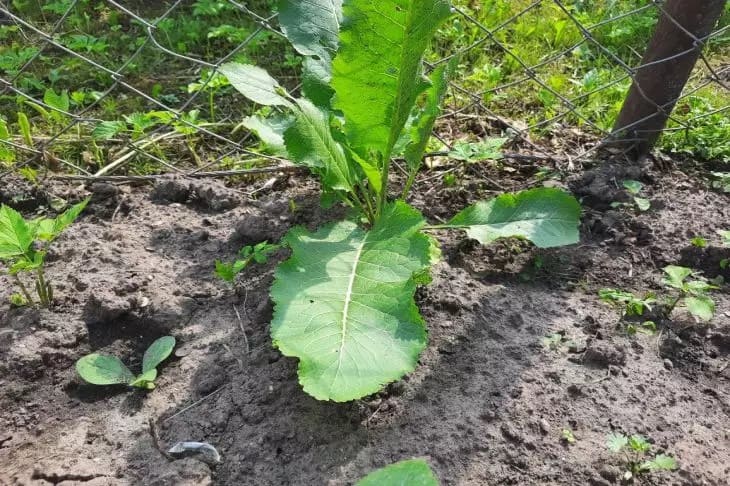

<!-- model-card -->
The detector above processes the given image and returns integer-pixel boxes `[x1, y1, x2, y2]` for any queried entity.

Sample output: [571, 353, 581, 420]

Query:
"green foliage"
[599, 289, 655, 317]
[449, 138, 507, 163]
[444, 188, 581, 248]
[662, 266, 718, 322]
[215, 241, 279, 283]
[0, 199, 89, 307]
[271, 202, 432, 402]
[606, 432, 678, 481]
[612, 180, 650, 212]
[356, 459, 439, 486]
[221, 0, 582, 401]
[690, 236, 708, 249]
[561, 428, 576, 444]
[76, 336, 176, 390]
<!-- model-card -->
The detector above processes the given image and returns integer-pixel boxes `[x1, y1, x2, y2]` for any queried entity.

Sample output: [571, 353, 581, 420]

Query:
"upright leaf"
[142, 336, 176, 373]
[331, 0, 452, 159]
[76, 354, 134, 385]
[278, 0, 342, 106]
[0, 204, 33, 259]
[356, 459, 439, 486]
[219, 63, 292, 107]
[271, 202, 431, 402]
[404, 61, 454, 172]
[444, 188, 582, 248]
[284, 98, 358, 193]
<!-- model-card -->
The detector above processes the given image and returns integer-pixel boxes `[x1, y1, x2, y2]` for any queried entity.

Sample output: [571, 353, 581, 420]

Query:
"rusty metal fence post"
[612, 0, 728, 161]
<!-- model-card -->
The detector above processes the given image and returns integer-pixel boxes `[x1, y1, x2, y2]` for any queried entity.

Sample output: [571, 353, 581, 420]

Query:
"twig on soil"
[233, 300, 250, 355]
[148, 418, 174, 461]
[50, 165, 306, 182]
[162, 385, 229, 424]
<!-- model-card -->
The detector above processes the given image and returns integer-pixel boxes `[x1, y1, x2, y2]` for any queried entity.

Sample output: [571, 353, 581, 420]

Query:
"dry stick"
[94, 132, 184, 176]
[51, 165, 306, 182]
[162, 384, 229, 424]
[233, 302, 250, 355]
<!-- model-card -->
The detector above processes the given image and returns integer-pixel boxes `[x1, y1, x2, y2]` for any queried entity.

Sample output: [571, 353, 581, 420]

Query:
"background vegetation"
[0, 0, 728, 179]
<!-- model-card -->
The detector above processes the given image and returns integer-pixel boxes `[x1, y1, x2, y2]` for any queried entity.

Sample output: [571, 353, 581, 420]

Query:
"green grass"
[0, 0, 728, 177]
[434, 0, 730, 161]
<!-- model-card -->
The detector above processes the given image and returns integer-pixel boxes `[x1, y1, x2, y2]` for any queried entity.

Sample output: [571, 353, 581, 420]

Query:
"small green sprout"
[448, 138, 507, 163]
[561, 428, 576, 444]
[662, 265, 718, 322]
[606, 433, 678, 481]
[0, 199, 89, 308]
[542, 332, 565, 351]
[215, 241, 280, 283]
[612, 180, 650, 212]
[599, 288, 656, 317]
[76, 336, 176, 390]
[690, 236, 708, 248]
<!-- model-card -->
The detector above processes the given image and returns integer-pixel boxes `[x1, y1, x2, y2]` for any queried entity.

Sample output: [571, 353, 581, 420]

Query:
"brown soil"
[0, 159, 728, 486]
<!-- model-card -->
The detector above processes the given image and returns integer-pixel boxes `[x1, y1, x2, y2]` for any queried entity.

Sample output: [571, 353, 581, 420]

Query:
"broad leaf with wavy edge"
[331, 0, 452, 159]
[445, 188, 581, 248]
[271, 202, 431, 402]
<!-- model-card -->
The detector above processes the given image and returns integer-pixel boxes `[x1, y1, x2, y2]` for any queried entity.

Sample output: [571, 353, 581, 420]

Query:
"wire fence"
[0, 0, 728, 183]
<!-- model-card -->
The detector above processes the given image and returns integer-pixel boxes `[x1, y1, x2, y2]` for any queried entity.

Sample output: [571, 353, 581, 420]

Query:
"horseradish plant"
[221, 0, 581, 401]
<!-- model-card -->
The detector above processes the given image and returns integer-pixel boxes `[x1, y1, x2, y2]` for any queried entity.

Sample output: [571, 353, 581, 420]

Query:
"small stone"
[568, 340, 587, 353]
[663, 359, 674, 370]
[539, 419, 550, 435]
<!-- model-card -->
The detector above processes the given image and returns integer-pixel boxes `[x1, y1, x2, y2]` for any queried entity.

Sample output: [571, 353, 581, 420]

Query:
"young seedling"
[662, 265, 718, 322]
[448, 138, 507, 163]
[220, 0, 582, 402]
[690, 236, 708, 248]
[599, 288, 656, 317]
[599, 288, 658, 335]
[356, 459, 438, 486]
[76, 336, 176, 390]
[612, 180, 650, 212]
[215, 241, 279, 283]
[561, 428, 576, 444]
[606, 433, 678, 481]
[0, 199, 89, 308]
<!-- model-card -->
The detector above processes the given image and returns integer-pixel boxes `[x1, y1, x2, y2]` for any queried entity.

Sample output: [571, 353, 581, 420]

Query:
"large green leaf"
[331, 0, 452, 159]
[271, 202, 432, 402]
[219, 63, 292, 107]
[356, 459, 439, 486]
[142, 336, 176, 373]
[284, 98, 359, 193]
[76, 354, 134, 385]
[278, 0, 342, 107]
[0, 204, 33, 259]
[278, 0, 341, 60]
[445, 188, 581, 248]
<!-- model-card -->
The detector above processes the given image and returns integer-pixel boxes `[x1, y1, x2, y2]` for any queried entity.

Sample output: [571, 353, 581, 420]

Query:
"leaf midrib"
[336, 235, 368, 381]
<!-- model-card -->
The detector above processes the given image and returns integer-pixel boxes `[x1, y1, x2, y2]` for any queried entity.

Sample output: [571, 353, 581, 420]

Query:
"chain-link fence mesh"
[0, 0, 728, 182]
